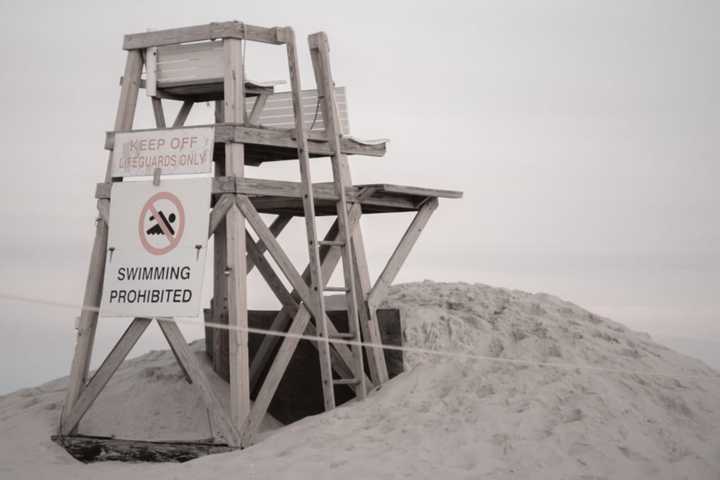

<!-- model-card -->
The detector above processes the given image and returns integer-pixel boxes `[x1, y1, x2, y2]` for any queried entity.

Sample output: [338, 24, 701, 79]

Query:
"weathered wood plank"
[61, 318, 152, 435]
[364, 183, 463, 199]
[139, 78, 272, 102]
[211, 101, 229, 381]
[53, 435, 235, 463]
[96, 199, 110, 225]
[208, 194, 233, 237]
[157, 319, 241, 446]
[248, 92, 269, 125]
[172, 100, 194, 128]
[228, 125, 386, 158]
[123, 22, 285, 50]
[155, 42, 224, 87]
[104, 124, 387, 158]
[151, 97, 166, 128]
[96, 177, 436, 213]
[223, 38, 250, 433]
[145, 47, 158, 97]
[246, 215, 292, 274]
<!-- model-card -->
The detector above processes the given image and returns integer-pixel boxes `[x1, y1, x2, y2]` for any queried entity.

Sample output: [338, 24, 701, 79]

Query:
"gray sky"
[0, 0, 718, 393]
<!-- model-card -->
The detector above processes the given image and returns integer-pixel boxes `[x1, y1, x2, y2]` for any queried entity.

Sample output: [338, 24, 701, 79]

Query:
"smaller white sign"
[111, 127, 214, 177]
[100, 179, 211, 318]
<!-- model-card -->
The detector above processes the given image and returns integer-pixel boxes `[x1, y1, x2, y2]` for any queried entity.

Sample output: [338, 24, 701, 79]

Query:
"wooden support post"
[368, 198, 439, 307]
[211, 100, 229, 380]
[151, 97, 166, 128]
[223, 38, 250, 431]
[60, 318, 152, 435]
[157, 319, 241, 446]
[309, 32, 389, 384]
[96, 200, 110, 225]
[61, 50, 143, 428]
[352, 231, 389, 384]
[145, 47, 158, 97]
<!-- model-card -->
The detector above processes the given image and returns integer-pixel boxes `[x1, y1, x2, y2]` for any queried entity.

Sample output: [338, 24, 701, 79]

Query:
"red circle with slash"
[138, 191, 186, 255]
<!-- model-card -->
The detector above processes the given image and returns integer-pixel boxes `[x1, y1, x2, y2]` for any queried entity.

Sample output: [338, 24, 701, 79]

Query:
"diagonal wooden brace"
[157, 319, 242, 446]
[209, 194, 234, 237]
[237, 196, 370, 389]
[242, 306, 312, 446]
[245, 231, 297, 310]
[60, 318, 152, 435]
[367, 197, 439, 308]
[246, 215, 292, 274]
[172, 101, 194, 128]
[247, 206, 371, 391]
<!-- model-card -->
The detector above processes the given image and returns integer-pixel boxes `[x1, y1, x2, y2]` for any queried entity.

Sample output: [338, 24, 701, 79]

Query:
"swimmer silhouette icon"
[146, 211, 176, 236]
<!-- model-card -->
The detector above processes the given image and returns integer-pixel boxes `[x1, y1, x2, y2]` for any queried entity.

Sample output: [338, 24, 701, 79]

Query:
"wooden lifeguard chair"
[57, 21, 462, 459]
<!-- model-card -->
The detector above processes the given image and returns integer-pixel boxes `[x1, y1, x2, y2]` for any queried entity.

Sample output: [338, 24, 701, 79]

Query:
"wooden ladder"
[285, 31, 367, 410]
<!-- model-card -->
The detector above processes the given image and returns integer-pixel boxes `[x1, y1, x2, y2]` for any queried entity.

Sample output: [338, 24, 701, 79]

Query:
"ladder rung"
[329, 332, 355, 340]
[324, 286, 349, 292]
[319, 240, 345, 247]
[333, 378, 360, 386]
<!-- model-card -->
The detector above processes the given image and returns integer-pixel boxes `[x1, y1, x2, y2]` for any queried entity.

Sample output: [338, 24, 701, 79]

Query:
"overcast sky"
[0, 0, 718, 393]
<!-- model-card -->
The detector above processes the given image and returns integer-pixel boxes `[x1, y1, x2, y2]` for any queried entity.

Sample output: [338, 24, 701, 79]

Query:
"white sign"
[100, 178, 211, 317]
[111, 126, 214, 177]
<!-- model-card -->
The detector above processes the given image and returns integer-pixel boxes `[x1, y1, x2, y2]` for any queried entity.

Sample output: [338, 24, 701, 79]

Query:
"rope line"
[0, 292, 716, 382]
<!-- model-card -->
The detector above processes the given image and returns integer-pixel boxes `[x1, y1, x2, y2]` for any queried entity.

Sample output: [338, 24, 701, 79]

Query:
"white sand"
[1, 281, 718, 479]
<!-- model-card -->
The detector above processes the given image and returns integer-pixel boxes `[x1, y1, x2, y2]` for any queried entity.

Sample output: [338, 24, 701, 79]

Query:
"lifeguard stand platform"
[56, 21, 461, 460]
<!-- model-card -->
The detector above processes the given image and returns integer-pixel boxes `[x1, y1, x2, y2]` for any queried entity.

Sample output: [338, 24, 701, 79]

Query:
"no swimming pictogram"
[138, 191, 186, 255]
[102, 178, 211, 318]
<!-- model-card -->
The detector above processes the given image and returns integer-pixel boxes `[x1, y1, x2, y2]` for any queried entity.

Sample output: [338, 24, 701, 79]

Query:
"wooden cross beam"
[239, 198, 439, 446]
[223, 37, 250, 432]
[59, 317, 242, 446]
[247, 204, 371, 391]
[172, 101, 194, 128]
[241, 203, 382, 446]
[236, 197, 371, 387]
[60, 318, 151, 435]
